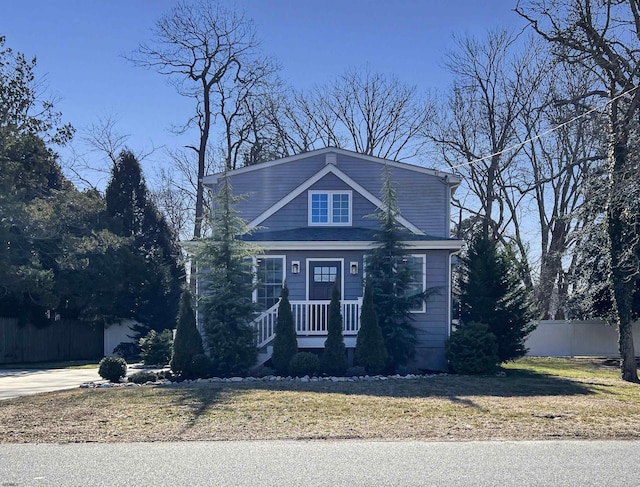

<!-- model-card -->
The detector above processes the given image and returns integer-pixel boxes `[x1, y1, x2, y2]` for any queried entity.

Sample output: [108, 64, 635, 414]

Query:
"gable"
[203, 147, 459, 238]
[247, 163, 425, 235]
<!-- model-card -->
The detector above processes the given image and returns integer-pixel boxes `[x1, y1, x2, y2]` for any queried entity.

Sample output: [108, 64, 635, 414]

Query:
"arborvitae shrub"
[170, 289, 205, 378]
[345, 366, 367, 377]
[355, 282, 387, 374]
[98, 356, 127, 382]
[445, 321, 499, 375]
[139, 329, 173, 366]
[320, 285, 347, 376]
[271, 286, 298, 375]
[249, 364, 275, 378]
[190, 353, 212, 378]
[288, 352, 320, 377]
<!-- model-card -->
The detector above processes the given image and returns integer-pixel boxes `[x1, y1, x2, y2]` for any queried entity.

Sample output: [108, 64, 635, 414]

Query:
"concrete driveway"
[0, 367, 102, 401]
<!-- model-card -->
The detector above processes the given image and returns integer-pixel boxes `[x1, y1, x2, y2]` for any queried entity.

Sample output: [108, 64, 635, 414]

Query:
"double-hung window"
[309, 191, 352, 226]
[406, 255, 426, 313]
[255, 256, 284, 310]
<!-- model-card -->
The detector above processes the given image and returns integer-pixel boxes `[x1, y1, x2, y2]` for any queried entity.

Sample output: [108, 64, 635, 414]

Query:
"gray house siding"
[328, 154, 450, 236]
[214, 151, 451, 238]
[267, 250, 365, 302]
[257, 174, 380, 233]
[414, 249, 451, 371]
[203, 148, 462, 372]
[215, 154, 327, 223]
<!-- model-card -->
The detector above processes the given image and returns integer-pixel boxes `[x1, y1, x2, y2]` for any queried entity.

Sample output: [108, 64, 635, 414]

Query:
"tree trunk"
[608, 137, 639, 382]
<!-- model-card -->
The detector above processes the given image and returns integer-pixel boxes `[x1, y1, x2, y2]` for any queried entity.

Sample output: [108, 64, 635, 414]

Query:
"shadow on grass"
[162, 366, 594, 420]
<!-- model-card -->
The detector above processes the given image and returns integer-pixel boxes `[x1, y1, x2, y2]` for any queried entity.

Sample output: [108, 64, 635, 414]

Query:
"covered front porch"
[252, 299, 362, 350]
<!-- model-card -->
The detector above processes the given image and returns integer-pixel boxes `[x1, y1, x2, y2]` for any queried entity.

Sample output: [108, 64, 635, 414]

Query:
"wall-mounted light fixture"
[350, 261, 358, 275]
[291, 261, 300, 274]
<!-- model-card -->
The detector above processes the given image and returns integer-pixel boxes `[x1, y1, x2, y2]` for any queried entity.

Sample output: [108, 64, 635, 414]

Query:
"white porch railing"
[251, 299, 362, 348]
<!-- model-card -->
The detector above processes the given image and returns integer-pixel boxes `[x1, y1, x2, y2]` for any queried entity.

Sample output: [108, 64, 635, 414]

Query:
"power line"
[448, 85, 639, 171]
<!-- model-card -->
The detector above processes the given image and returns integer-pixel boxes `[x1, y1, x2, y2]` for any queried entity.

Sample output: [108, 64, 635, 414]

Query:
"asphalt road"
[1, 440, 638, 486]
[0, 368, 102, 401]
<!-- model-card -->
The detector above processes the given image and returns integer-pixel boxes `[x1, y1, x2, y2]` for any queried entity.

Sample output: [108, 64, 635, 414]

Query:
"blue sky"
[3, 1, 526, 186]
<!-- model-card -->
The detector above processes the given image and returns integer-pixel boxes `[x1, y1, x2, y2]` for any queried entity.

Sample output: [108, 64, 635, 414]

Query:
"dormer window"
[308, 191, 352, 226]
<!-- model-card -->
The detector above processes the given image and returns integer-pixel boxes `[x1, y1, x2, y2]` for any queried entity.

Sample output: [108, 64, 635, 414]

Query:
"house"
[202, 147, 463, 371]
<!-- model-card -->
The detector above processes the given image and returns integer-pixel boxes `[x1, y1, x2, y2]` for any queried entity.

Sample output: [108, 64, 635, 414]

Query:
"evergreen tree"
[355, 282, 387, 374]
[459, 230, 536, 363]
[271, 285, 298, 376]
[197, 173, 258, 376]
[105, 150, 184, 334]
[170, 288, 205, 378]
[320, 285, 347, 376]
[365, 167, 422, 371]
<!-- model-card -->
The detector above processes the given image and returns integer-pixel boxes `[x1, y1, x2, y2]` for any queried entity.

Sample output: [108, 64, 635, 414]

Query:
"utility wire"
[448, 85, 639, 171]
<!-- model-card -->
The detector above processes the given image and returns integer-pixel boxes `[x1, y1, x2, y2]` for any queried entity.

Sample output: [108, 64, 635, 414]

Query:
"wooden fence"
[0, 317, 104, 364]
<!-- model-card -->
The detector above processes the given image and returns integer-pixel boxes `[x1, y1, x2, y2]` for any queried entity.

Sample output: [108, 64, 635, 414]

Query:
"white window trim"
[252, 255, 286, 308]
[308, 190, 352, 226]
[408, 254, 427, 314]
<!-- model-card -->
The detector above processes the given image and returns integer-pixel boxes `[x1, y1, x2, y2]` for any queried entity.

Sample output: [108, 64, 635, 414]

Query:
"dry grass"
[2, 357, 640, 443]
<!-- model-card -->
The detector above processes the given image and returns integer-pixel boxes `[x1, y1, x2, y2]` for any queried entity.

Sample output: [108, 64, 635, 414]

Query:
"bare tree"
[519, 63, 607, 318]
[517, 0, 640, 382]
[296, 67, 435, 161]
[428, 29, 548, 289]
[128, 0, 261, 241]
[213, 57, 280, 169]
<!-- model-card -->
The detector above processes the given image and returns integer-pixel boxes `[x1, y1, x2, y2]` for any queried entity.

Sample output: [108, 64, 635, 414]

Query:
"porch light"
[350, 261, 358, 275]
[291, 261, 300, 274]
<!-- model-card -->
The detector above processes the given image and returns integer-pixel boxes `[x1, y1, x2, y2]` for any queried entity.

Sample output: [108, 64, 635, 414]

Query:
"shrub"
[139, 329, 173, 366]
[170, 289, 205, 378]
[128, 370, 158, 384]
[98, 356, 127, 382]
[249, 364, 275, 378]
[113, 341, 140, 362]
[320, 285, 347, 376]
[445, 321, 499, 375]
[345, 366, 367, 377]
[355, 282, 387, 375]
[395, 365, 420, 376]
[288, 352, 320, 377]
[190, 354, 212, 379]
[271, 286, 298, 376]
[157, 370, 174, 381]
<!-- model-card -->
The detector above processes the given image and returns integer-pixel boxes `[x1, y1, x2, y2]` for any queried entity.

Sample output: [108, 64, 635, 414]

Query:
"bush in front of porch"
[355, 282, 387, 375]
[320, 285, 348, 376]
[271, 285, 298, 376]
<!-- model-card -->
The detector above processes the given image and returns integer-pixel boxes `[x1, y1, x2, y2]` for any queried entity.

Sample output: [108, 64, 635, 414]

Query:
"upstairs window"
[309, 191, 352, 226]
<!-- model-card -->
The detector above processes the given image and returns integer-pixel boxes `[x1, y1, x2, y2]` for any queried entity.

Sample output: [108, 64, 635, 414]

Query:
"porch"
[252, 299, 362, 351]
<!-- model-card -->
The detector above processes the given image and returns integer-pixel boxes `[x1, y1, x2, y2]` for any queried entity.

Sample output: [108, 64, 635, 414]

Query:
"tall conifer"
[271, 285, 298, 375]
[320, 285, 347, 376]
[197, 172, 258, 376]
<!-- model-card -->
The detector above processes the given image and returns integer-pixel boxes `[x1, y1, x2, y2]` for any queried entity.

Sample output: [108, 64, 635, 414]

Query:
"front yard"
[1, 357, 639, 443]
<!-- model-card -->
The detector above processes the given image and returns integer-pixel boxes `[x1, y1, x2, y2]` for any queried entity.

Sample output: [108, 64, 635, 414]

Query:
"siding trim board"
[247, 163, 425, 235]
[251, 240, 464, 251]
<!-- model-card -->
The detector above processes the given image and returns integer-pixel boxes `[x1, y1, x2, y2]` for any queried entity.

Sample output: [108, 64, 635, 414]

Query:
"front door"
[308, 261, 341, 332]
[308, 261, 341, 300]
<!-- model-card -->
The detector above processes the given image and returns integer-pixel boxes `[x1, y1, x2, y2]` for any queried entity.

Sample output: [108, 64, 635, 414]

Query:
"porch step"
[256, 345, 273, 366]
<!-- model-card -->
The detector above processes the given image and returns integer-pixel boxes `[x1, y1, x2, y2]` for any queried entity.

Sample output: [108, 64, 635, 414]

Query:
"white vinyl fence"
[525, 320, 640, 357]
